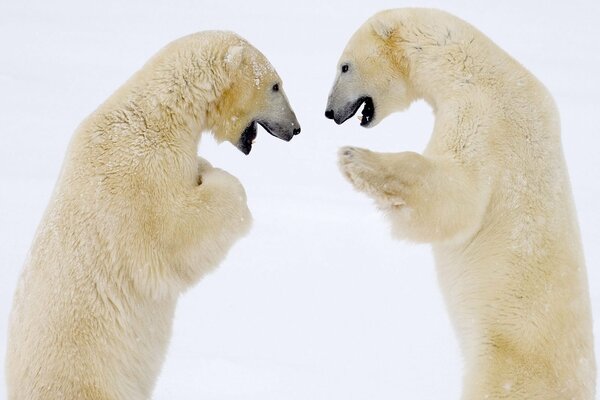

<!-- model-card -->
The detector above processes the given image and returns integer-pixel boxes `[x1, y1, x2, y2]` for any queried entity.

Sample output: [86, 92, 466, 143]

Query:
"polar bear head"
[325, 11, 415, 128]
[208, 35, 301, 155]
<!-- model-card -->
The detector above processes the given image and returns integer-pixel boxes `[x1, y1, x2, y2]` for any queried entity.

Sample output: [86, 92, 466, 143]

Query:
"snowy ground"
[1, 0, 599, 398]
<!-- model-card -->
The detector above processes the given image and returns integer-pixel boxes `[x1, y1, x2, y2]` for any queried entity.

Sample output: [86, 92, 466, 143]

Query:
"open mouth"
[236, 120, 298, 155]
[358, 97, 375, 127]
[332, 96, 375, 127]
[236, 121, 257, 155]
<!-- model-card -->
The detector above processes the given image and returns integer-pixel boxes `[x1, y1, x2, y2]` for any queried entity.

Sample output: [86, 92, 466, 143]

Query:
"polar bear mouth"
[237, 121, 258, 155]
[357, 96, 375, 127]
[237, 119, 299, 155]
[332, 96, 375, 126]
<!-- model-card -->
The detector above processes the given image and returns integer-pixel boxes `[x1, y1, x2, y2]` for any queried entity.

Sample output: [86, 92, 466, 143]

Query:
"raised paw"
[338, 146, 409, 207]
[197, 156, 213, 173]
[196, 157, 213, 185]
[338, 146, 384, 195]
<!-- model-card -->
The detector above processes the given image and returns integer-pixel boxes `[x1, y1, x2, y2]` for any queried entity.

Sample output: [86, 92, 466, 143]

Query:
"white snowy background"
[1, 0, 599, 398]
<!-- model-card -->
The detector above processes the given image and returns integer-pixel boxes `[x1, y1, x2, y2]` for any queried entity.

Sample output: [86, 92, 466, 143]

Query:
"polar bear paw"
[201, 167, 248, 204]
[338, 146, 407, 208]
[196, 156, 214, 185]
[339, 146, 385, 194]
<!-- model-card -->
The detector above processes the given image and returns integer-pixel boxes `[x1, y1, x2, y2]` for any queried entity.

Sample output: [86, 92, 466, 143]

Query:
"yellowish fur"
[5, 31, 294, 399]
[331, 8, 596, 399]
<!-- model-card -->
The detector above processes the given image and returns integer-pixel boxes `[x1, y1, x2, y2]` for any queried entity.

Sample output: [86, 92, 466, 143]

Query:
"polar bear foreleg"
[338, 146, 487, 243]
[154, 158, 252, 290]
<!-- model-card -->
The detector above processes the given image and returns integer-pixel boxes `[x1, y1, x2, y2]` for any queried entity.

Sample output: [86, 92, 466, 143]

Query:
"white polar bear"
[326, 8, 595, 400]
[6, 31, 300, 400]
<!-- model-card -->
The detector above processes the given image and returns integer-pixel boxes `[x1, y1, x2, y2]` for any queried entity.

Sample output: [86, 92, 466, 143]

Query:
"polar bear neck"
[67, 36, 241, 190]
[405, 37, 519, 111]
[125, 50, 230, 138]
[87, 36, 241, 155]
[384, 9, 530, 111]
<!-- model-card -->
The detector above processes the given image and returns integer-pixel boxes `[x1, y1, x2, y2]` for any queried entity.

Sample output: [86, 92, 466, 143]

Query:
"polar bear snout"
[256, 95, 301, 143]
[236, 113, 300, 155]
[257, 116, 301, 142]
[234, 83, 301, 155]
[257, 81, 301, 141]
[325, 96, 375, 126]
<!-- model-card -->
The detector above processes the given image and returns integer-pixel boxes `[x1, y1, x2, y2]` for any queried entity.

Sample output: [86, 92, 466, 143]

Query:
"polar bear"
[326, 8, 595, 400]
[6, 31, 300, 400]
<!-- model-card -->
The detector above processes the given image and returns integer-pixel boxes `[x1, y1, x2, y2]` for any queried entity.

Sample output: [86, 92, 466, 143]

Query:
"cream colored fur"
[331, 8, 596, 399]
[5, 31, 294, 399]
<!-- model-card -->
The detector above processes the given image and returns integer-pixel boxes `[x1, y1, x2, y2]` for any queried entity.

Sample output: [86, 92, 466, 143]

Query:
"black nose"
[325, 110, 334, 119]
[293, 127, 301, 135]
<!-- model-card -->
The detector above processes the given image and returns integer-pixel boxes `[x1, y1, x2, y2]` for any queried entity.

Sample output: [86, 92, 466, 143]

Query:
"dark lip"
[257, 120, 294, 142]
[236, 121, 257, 155]
[236, 120, 298, 155]
[333, 96, 375, 126]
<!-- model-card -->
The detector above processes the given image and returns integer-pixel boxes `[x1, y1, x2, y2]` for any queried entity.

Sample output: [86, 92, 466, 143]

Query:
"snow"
[0, 0, 599, 399]
[224, 45, 243, 66]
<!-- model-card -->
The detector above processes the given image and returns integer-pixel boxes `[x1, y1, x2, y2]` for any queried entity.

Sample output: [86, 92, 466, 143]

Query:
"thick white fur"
[3, 31, 290, 399]
[335, 9, 596, 399]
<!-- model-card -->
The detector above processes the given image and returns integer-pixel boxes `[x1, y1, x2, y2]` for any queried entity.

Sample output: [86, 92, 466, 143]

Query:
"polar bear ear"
[224, 45, 245, 70]
[370, 18, 395, 40]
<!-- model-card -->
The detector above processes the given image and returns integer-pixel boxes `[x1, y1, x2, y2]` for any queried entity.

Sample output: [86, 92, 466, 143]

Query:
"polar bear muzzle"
[257, 118, 301, 141]
[237, 121, 258, 155]
[325, 96, 375, 127]
[236, 117, 301, 155]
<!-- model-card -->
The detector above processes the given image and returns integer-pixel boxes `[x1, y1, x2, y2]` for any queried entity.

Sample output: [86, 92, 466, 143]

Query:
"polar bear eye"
[272, 83, 279, 92]
[341, 64, 349, 73]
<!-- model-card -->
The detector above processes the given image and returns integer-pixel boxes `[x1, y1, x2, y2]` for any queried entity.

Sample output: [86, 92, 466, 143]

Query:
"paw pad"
[340, 147, 356, 158]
